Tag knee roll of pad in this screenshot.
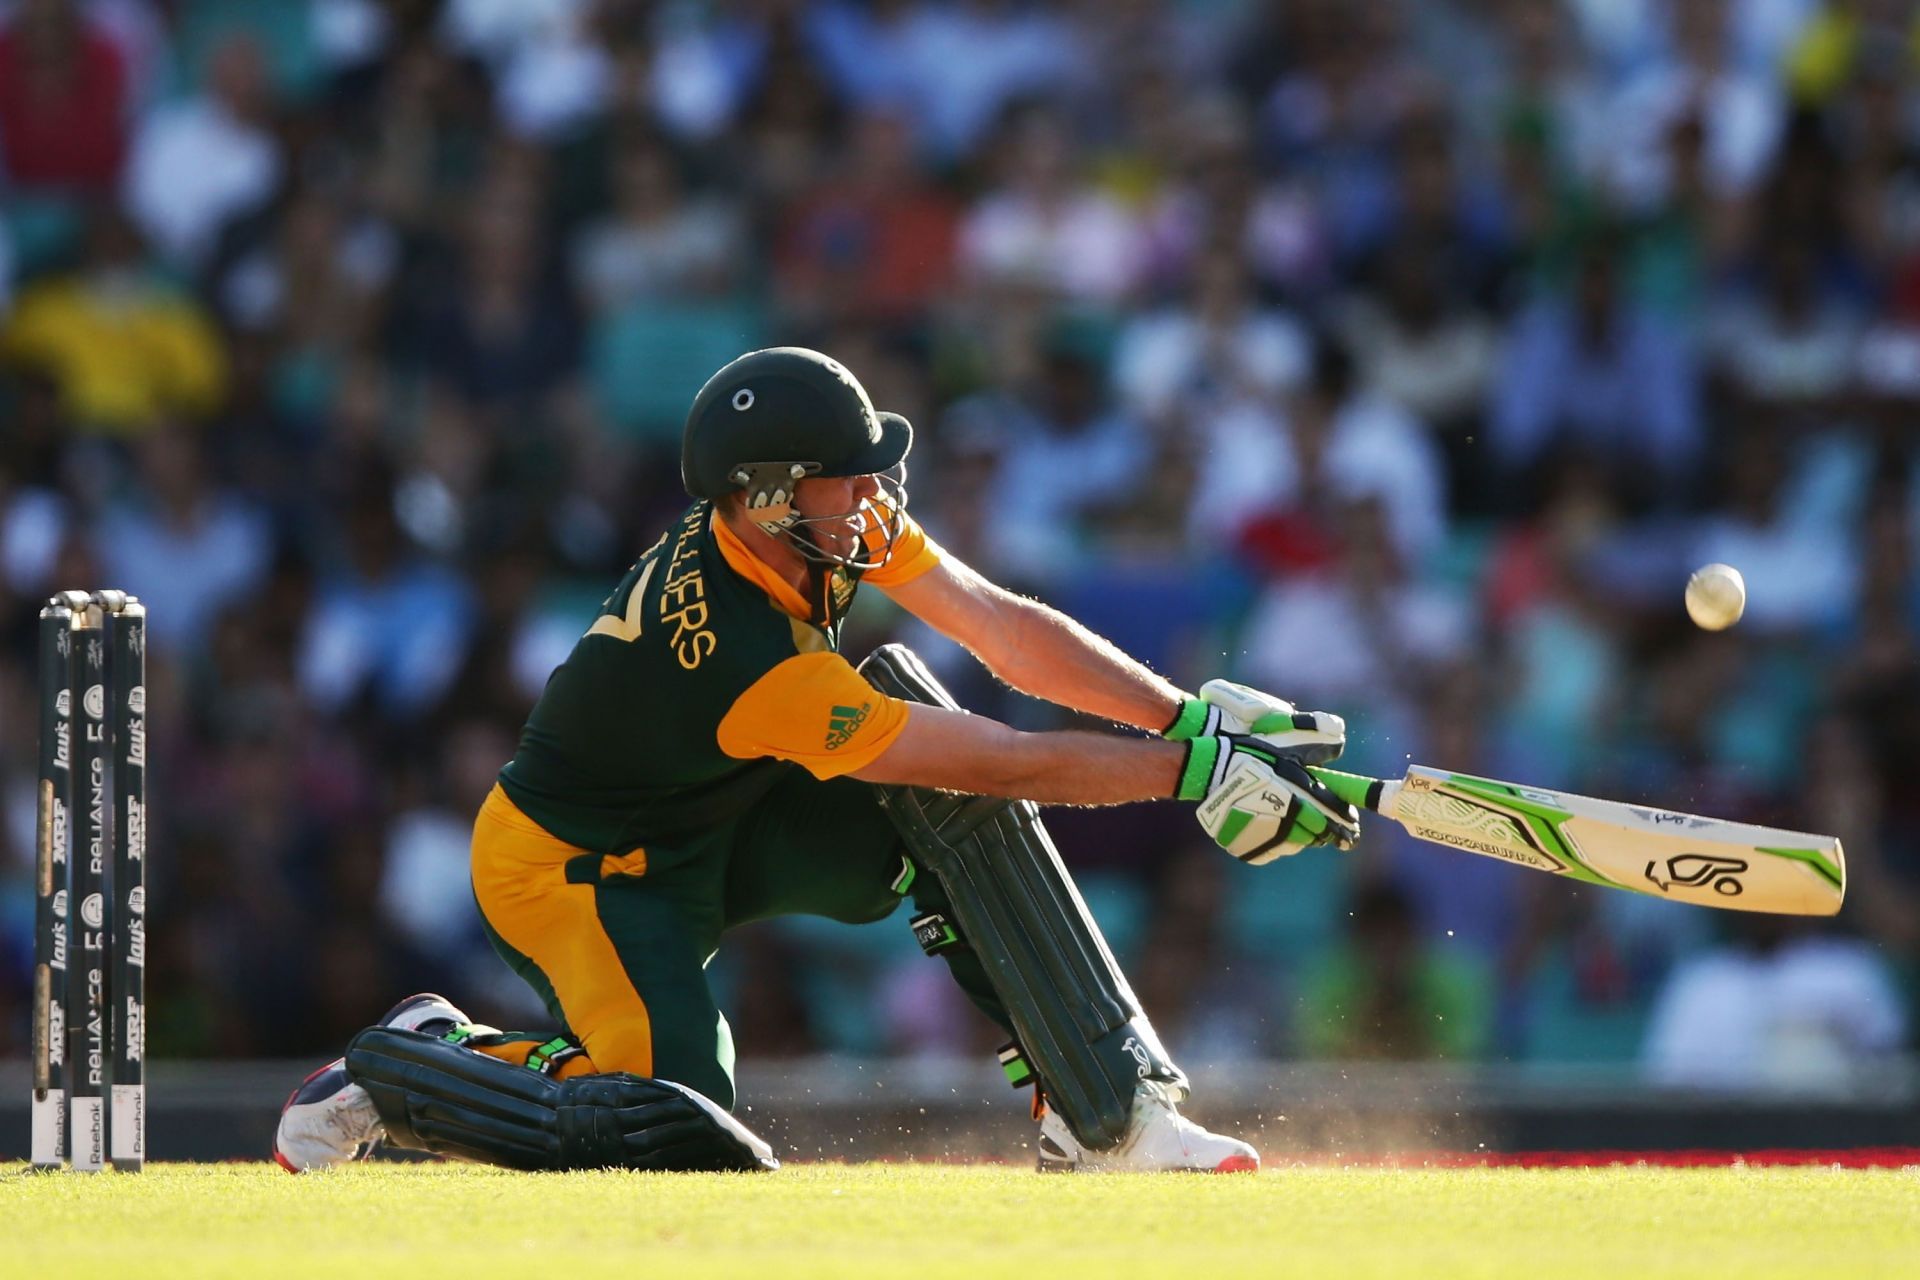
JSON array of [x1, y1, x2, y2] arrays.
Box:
[[345, 1027, 778, 1172]]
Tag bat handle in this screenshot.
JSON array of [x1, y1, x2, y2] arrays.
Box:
[[1307, 766, 1388, 814]]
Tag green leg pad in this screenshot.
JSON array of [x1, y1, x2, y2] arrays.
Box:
[[857, 644, 1186, 1150], [345, 1027, 777, 1172]]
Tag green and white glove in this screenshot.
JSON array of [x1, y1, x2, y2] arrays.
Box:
[[1176, 735, 1361, 865], [1164, 679, 1346, 766]]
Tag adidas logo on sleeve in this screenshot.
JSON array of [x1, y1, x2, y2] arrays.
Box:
[[824, 702, 871, 750]]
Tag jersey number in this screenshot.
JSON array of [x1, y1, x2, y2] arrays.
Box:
[[585, 537, 665, 644]]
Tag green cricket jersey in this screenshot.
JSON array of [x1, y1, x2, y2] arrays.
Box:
[[497, 500, 940, 855]]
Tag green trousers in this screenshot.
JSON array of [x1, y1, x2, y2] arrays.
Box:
[[476, 769, 1010, 1108]]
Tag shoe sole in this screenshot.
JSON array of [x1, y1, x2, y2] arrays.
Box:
[[1038, 1149, 1264, 1173]]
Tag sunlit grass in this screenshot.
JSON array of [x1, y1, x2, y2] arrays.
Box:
[[4, 1161, 1915, 1279]]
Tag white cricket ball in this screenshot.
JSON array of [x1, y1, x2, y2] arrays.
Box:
[[1685, 563, 1746, 631]]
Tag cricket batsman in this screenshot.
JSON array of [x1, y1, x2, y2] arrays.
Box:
[[275, 347, 1359, 1174]]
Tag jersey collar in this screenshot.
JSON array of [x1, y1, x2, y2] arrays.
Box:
[[710, 509, 812, 621]]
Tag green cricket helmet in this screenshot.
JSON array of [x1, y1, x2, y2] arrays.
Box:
[[681, 347, 913, 570]]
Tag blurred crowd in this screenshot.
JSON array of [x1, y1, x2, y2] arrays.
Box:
[[3, 0, 1919, 1093]]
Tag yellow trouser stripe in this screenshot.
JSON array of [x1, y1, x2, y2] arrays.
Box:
[[470, 785, 656, 1075]]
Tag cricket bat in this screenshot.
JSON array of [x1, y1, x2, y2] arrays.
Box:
[[1308, 765, 1845, 917]]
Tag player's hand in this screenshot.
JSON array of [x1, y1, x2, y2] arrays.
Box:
[[1164, 679, 1346, 765], [1176, 735, 1360, 865]]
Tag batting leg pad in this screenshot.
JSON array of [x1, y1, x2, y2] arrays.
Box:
[[858, 644, 1187, 1150], [345, 1027, 778, 1172]]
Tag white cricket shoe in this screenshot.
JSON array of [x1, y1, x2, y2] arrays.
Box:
[[1035, 1082, 1259, 1173], [273, 993, 468, 1173]]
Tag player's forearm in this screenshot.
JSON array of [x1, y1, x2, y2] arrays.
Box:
[[854, 704, 1184, 804], [975, 729, 1186, 805], [977, 593, 1185, 733]]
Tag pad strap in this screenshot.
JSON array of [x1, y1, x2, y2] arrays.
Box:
[[910, 912, 962, 955], [997, 1042, 1035, 1089], [524, 1036, 585, 1077]]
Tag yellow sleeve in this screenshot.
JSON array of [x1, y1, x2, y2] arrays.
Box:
[[863, 511, 943, 589], [716, 651, 912, 779]]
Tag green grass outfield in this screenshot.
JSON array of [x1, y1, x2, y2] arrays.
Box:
[[5, 1162, 1917, 1279]]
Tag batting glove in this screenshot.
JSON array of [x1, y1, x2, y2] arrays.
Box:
[[1176, 735, 1360, 865], [1164, 679, 1346, 765]]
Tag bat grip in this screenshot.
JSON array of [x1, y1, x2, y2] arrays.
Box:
[[1307, 766, 1385, 813]]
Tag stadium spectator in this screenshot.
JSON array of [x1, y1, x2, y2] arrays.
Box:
[[379, 715, 517, 964], [0, 369, 68, 595], [1258, 0, 1423, 272], [0, 207, 226, 432], [1642, 914, 1907, 1091], [0, 0, 1914, 1082], [959, 104, 1145, 306], [296, 478, 476, 722], [1140, 95, 1330, 299], [1603, 0, 1785, 208], [972, 326, 1151, 581], [123, 30, 282, 270], [0, 218, 12, 316], [774, 106, 961, 327], [93, 423, 273, 653], [1706, 232, 1865, 427], [570, 128, 746, 313], [813, 0, 1083, 163], [1490, 238, 1702, 506], [1195, 336, 1445, 566], [1689, 425, 1865, 634], [0, 0, 129, 193], [1379, 108, 1513, 304], [1237, 497, 1471, 732], [408, 166, 579, 421], [1334, 235, 1498, 508], [1112, 246, 1311, 432], [1298, 879, 1492, 1061]]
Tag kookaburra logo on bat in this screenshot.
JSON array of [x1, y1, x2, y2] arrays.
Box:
[[1646, 853, 1748, 896]]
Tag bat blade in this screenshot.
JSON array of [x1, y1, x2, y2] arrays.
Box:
[[1314, 766, 1846, 916]]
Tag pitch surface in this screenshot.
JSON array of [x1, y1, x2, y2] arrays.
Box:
[[4, 1162, 1914, 1278]]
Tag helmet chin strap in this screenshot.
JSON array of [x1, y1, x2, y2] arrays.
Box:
[[803, 556, 840, 629], [757, 515, 862, 631]]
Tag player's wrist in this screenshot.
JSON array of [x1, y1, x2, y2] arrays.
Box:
[[1163, 697, 1215, 742], [1175, 736, 1221, 801]]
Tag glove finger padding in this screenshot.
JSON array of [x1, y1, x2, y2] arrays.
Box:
[[1244, 708, 1347, 766], [1195, 679, 1290, 725], [1170, 679, 1347, 765], [1192, 739, 1361, 865]]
